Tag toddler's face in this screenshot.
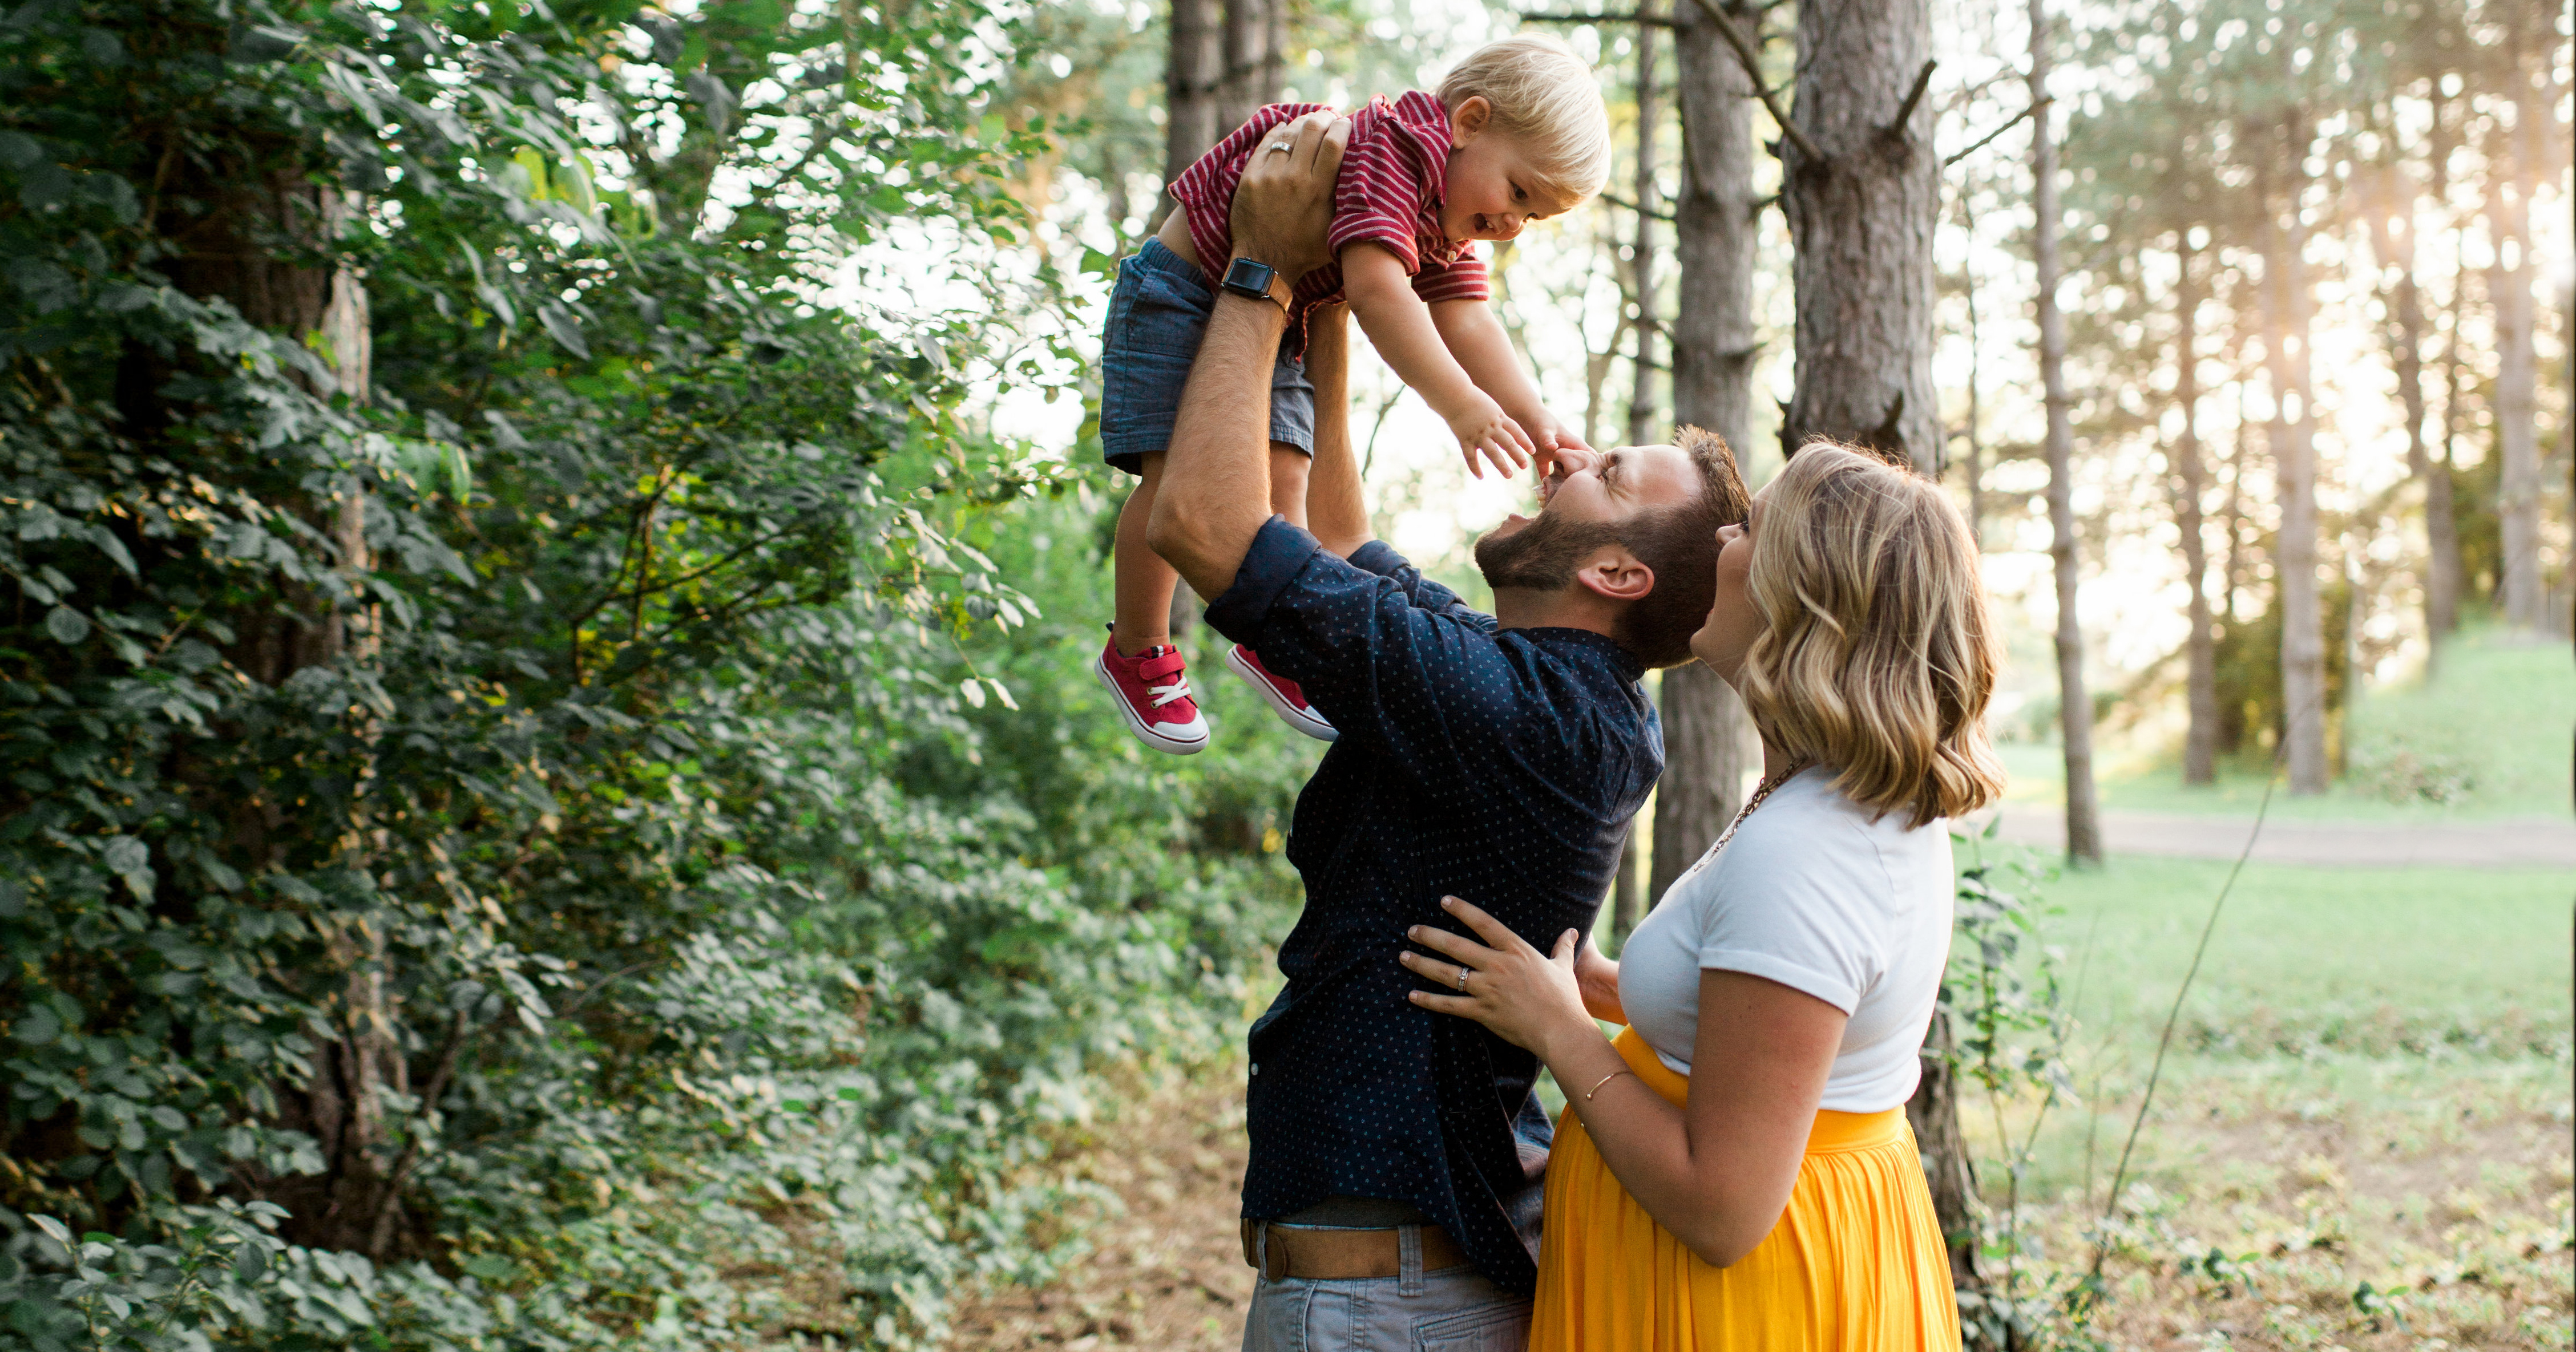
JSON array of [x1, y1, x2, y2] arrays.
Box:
[[1440, 111, 1585, 243]]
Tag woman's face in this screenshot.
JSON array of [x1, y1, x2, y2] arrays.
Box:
[[1689, 485, 1766, 684]]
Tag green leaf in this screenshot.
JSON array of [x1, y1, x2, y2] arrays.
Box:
[[42, 608, 88, 645], [14, 1006, 60, 1046]]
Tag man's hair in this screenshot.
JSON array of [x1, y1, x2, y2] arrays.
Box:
[[1604, 426, 1749, 667], [1739, 442, 2008, 828], [1436, 35, 1613, 203], [1471, 428, 1749, 669]]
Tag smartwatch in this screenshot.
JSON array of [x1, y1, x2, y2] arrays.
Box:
[[1221, 256, 1290, 310]]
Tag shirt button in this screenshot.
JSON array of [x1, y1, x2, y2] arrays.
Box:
[[1250, 1063, 1259, 1076]]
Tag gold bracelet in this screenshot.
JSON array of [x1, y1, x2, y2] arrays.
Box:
[[1584, 1068, 1632, 1102]]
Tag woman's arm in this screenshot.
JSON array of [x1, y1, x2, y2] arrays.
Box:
[[1341, 242, 1534, 477], [1403, 898, 1845, 1269]]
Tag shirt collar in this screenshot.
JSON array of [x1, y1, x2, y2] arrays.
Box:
[[1508, 626, 1648, 682]]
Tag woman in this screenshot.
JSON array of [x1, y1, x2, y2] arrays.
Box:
[[1399, 442, 2006, 1349]]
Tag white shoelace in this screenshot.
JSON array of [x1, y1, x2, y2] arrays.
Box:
[[1149, 674, 1193, 709]]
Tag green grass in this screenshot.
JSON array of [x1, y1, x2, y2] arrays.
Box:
[[1995, 851, 2573, 1060], [2002, 626, 2576, 821]]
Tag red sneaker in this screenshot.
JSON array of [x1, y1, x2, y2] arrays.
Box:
[[1225, 645, 1337, 742], [1094, 634, 1210, 755]]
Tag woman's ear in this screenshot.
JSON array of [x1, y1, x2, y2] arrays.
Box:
[[1449, 95, 1492, 144], [1573, 545, 1654, 604]]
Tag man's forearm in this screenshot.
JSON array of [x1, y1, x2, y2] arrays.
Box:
[[1303, 306, 1370, 557], [1144, 293, 1292, 602]]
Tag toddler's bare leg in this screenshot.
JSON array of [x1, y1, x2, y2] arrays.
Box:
[[1112, 452, 1181, 657], [1269, 444, 1311, 531]]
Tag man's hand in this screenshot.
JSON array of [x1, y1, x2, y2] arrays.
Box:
[[1229, 111, 1349, 282]]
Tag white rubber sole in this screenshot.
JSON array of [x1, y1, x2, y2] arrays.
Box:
[[1093, 653, 1209, 755], [1225, 646, 1338, 742]]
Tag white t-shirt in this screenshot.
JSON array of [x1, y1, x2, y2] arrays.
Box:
[[1615, 768, 1953, 1113]]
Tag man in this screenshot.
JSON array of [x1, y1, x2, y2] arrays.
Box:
[[1146, 112, 1751, 1347]]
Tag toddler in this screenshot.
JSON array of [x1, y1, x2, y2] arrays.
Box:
[[1094, 34, 1611, 754]]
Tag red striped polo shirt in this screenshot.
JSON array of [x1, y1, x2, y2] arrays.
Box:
[[1169, 92, 1491, 357]]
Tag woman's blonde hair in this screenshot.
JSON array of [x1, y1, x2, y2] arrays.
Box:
[[1437, 34, 1613, 202], [1739, 443, 2008, 829]]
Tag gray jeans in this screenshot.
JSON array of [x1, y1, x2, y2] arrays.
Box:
[[1239, 1226, 1531, 1352]]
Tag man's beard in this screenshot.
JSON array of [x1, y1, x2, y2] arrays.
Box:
[[1473, 509, 1622, 592]]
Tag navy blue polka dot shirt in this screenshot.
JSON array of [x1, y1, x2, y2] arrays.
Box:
[[1204, 517, 1664, 1297]]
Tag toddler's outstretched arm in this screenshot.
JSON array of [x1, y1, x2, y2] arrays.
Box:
[[1342, 242, 1534, 479], [1430, 298, 1588, 471]]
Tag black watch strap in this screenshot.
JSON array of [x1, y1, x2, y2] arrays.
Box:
[[1221, 256, 1289, 309]]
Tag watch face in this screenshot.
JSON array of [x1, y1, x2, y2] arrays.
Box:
[[1226, 258, 1275, 293]]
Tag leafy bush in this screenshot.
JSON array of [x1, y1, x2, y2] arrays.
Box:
[[0, 0, 1305, 1347]]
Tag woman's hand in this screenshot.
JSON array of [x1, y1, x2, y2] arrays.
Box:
[[1402, 896, 1595, 1058], [1573, 937, 1625, 1026]]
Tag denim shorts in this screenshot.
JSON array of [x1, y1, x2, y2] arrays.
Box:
[[1099, 237, 1315, 476]]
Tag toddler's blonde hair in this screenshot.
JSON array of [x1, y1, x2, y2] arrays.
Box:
[[1436, 34, 1613, 203]]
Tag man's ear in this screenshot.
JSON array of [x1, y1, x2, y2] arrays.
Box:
[[1449, 95, 1492, 144], [1572, 544, 1654, 605]]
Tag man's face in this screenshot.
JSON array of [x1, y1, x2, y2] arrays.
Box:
[[1472, 445, 1698, 589]]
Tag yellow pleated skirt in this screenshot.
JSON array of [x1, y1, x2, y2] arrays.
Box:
[[1529, 1028, 1961, 1351]]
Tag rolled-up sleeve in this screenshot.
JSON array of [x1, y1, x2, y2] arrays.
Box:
[[1205, 518, 1512, 761]]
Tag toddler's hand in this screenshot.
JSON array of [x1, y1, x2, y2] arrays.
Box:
[[1517, 408, 1590, 480], [1448, 395, 1536, 479]]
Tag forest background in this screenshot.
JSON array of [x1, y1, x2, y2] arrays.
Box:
[[0, 0, 2566, 1346]]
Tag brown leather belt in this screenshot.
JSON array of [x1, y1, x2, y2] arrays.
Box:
[[1238, 1219, 1471, 1281]]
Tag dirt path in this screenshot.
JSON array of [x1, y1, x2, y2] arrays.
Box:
[[1983, 805, 2576, 867], [947, 1072, 1255, 1350], [942, 1059, 2573, 1352]]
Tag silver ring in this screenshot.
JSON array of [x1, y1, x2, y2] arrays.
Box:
[[1265, 140, 1293, 155], [1455, 968, 1469, 993]]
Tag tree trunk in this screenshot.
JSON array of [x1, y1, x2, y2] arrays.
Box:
[[1905, 997, 1981, 1294], [1961, 246, 1986, 549], [1160, 0, 1224, 219], [1160, 0, 1227, 636], [1782, 0, 1974, 1296], [1626, 3, 1664, 450], [2418, 95, 2464, 649], [2174, 237, 2217, 787], [1653, 0, 1761, 907], [2259, 129, 2329, 796], [2029, 2, 2102, 863], [159, 162, 397, 1253], [2490, 30, 2543, 632], [1217, 0, 1282, 144], [2365, 167, 2444, 674], [1610, 823, 1646, 946], [1779, 0, 1939, 472]]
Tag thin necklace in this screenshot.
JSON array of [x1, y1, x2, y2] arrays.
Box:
[[1703, 759, 1808, 861]]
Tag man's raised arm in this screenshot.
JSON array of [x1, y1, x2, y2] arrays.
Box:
[[1144, 112, 1350, 601]]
